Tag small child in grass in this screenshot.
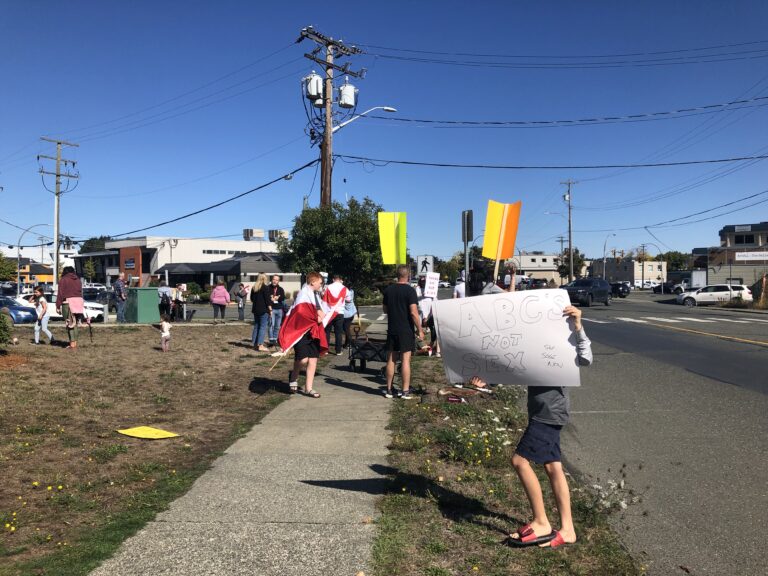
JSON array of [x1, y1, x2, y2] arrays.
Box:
[[160, 314, 172, 352], [506, 305, 592, 549]]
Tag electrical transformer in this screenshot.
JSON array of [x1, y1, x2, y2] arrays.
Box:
[[338, 77, 358, 109], [303, 71, 323, 100]]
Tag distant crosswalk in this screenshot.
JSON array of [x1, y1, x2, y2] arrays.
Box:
[[604, 315, 765, 327]]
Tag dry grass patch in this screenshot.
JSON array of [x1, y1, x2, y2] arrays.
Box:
[[0, 323, 287, 575]]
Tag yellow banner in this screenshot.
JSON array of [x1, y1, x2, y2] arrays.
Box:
[[482, 200, 521, 260], [378, 212, 407, 264]]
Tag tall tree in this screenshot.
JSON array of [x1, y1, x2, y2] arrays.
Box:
[[277, 198, 386, 290], [79, 236, 112, 254], [83, 258, 97, 282], [557, 247, 586, 279], [655, 250, 691, 271], [0, 253, 17, 281]]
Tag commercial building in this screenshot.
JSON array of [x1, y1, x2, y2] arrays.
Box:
[[592, 258, 667, 286], [505, 252, 591, 284], [692, 222, 768, 286]]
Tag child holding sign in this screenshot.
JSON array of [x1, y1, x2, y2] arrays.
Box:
[[506, 305, 592, 549]]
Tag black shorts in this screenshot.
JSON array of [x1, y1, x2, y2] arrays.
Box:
[[386, 331, 415, 354], [515, 419, 562, 464], [294, 332, 320, 361]]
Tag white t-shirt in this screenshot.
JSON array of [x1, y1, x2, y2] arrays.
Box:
[[453, 282, 465, 299], [36, 296, 50, 317], [161, 321, 172, 338]]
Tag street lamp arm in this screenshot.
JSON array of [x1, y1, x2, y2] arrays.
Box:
[[17, 223, 51, 296], [332, 106, 397, 133]]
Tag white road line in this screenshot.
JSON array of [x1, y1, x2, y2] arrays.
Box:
[[615, 317, 649, 324], [642, 317, 682, 323], [747, 317, 768, 323], [582, 318, 611, 324], [673, 317, 716, 323], [376, 314, 387, 321], [705, 317, 749, 324]]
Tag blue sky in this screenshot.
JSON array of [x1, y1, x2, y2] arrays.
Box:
[[1, 1, 766, 261]]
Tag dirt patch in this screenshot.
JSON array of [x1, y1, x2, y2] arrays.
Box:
[[0, 323, 287, 572], [0, 352, 27, 370]]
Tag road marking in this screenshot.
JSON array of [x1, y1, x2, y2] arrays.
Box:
[[704, 317, 749, 324], [572, 409, 674, 414], [376, 314, 387, 321], [745, 317, 768, 323], [582, 318, 611, 324], [640, 322, 768, 348], [673, 317, 716, 323], [615, 317, 648, 323], [642, 317, 682, 323]]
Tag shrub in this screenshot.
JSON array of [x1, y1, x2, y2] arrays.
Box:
[[0, 313, 10, 350]]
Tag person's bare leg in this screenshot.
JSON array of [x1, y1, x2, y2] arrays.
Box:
[[400, 351, 412, 392], [385, 351, 397, 393], [540, 461, 576, 546], [304, 357, 318, 392], [511, 453, 552, 538], [290, 357, 308, 383]]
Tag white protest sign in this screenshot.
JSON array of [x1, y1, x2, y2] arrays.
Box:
[[423, 272, 440, 298], [432, 289, 580, 387]]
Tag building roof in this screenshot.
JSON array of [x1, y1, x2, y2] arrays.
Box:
[[155, 261, 241, 275], [72, 250, 119, 258], [718, 222, 768, 235]]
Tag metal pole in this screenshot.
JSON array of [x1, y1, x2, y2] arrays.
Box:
[[53, 142, 61, 291], [641, 244, 646, 289]]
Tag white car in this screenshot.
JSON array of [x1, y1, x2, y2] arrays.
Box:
[[18, 293, 105, 321], [438, 281, 452, 288], [676, 284, 753, 307]]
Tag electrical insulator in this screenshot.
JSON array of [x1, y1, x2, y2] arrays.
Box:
[[338, 76, 358, 109], [303, 71, 323, 101], [313, 98, 324, 108]]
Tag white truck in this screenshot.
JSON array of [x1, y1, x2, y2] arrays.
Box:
[[672, 270, 707, 294]]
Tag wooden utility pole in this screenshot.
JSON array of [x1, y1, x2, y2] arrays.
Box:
[[39, 137, 79, 289], [561, 180, 576, 282], [298, 26, 364, 207], [321, 45, 334, 207]]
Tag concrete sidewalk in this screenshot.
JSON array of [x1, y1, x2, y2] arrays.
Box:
[[91, 346, 392, 575]]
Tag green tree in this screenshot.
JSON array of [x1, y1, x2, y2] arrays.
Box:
[[655, 250, 691, 271], [0, 253, 16, 281], [83, 258, 97, 282], [557, 247, 586, 279], [79, 236, 112, 254], [277, 197, 386, 290]]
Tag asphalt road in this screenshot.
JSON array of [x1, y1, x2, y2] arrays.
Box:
[[564, 292, 767, 576]]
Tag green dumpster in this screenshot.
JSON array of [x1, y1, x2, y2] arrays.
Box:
[[125, 288, 160, 324]]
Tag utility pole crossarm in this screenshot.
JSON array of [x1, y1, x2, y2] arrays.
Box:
[[40, 136, 79, 147], [39, 169, 79, 178]]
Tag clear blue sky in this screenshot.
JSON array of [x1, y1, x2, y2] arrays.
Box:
[[2, 1, 766, 261]]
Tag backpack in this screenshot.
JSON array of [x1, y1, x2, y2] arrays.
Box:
[[160, 291, 171, 306]]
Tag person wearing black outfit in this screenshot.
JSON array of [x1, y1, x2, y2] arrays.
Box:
[[267, 275, 286, 347], [250, 274, 272, 352]]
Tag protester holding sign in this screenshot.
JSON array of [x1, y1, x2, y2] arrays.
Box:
[[506, 305, 592, 550]]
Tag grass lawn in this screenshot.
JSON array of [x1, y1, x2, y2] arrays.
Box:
[[0, 323, 288, 576], [372, 355, 641, 576]]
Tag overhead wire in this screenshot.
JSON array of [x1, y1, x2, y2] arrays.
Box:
[[105, 159, 319, 239], [335, 153, 768, 170]]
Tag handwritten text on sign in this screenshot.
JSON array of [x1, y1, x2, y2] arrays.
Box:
[[432, 289, 580, 387]]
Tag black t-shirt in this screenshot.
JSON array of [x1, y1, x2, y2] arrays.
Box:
[[383, 283, 418, 335]]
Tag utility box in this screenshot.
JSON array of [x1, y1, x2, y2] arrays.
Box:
[[125, 287, 160, 324]]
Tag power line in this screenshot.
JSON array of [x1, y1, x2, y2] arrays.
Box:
[[335, 153, 768, 171], [356, 39, 768, 60], [367, 95, 768, 128], [106, 159, 319, 239]]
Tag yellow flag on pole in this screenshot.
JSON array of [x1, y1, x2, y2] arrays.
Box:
[[482, 200, 521, 260], [378, 212, 407, 264]]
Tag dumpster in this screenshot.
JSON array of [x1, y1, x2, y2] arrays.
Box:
[[125, 287, 160, 324]]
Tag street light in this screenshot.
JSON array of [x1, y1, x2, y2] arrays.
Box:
[[331, 106, 397, 133], [16, 224, 51, 296], [643, 242, 665, 293], [602, 233, 616, 280]]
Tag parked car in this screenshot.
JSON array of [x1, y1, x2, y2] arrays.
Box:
[[82, 287, 117, 312], [438, 281, 452, 288], [0, 296, 37, 325], [561, 278, 611, 306], [610, 282, 630, 298], [19, 292, 105, 321], [652, 281, 676, 294], [676, 284, 753, 307], [529, 278, 550, 289]]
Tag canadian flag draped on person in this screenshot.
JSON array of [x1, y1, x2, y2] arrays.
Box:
[[278, 275, 330, 355], [322, 274, 348, 323]]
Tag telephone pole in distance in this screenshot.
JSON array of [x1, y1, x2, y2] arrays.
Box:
[[39, 137, 79, 289], [561, 179, 576, 282]]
